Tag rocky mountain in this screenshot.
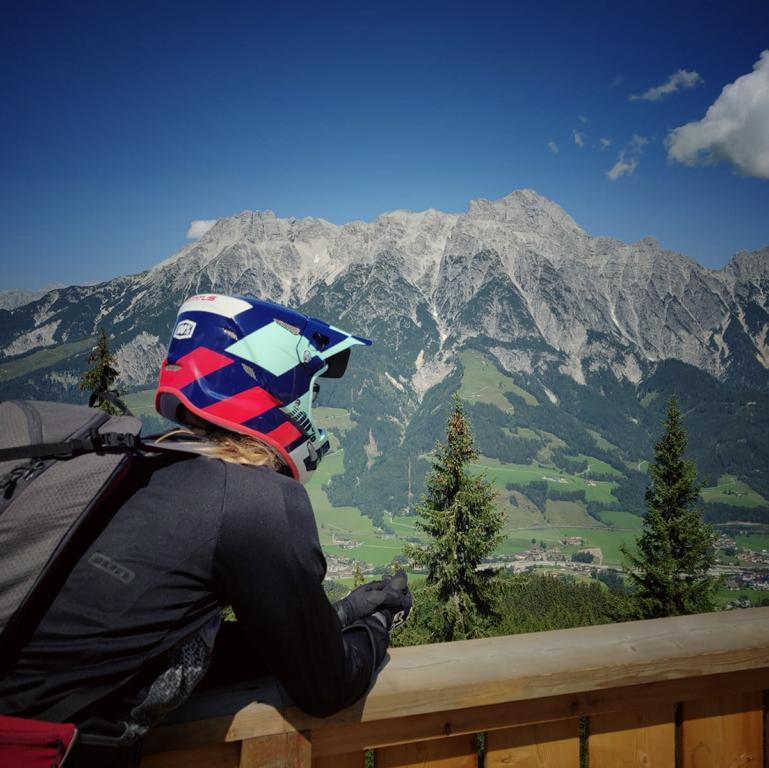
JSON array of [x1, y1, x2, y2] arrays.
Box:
[[1, 190, 768, 518], [0, 285, 64, 312]]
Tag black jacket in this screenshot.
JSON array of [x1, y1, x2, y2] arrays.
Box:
[[0, 452, 385, 725]]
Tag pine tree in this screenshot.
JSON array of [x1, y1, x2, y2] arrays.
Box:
[[622, 396, 718, 618], [405, 395, 504, 641], [80, 328, 121, 415]]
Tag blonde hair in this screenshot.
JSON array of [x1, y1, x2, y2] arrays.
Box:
[[204, 432, 284, 470], [156, 428, 285, 471]]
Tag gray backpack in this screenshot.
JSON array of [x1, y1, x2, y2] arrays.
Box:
[[0, 400, 143, 676]]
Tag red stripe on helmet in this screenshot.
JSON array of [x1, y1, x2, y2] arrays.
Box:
[[159, 348, 234, 389], [202, 386, 282, 423], [266, 420, 304, 448]]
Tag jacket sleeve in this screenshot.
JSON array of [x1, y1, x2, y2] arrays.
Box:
[[212, 465, 387, 718]]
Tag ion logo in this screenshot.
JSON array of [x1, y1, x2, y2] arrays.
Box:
[[89, 552, 135, 584], [173, 319, 197, 340]]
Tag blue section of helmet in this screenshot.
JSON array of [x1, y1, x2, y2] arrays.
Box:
[[238, 299, 309, 336], [240, 407, 294, 435], [182, 352, 314, 407]]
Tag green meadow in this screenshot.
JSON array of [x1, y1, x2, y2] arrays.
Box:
[[122, 389, 160, 420], [0, 337, 94, 382], [587, 429, 619, 453], [735, 534, 769, 551], [492, 524, 638, 566], [596, 510, 643, 529], [566, 453, 624, 477], [701, 474, 768, 508], [458, 350, 538, 411], [470, 455, 620, 505]]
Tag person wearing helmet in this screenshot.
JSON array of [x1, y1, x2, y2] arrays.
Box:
[[0, 294, 412, 766]]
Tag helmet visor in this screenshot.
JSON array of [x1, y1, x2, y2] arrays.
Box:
[[320, 348, 351, 379]]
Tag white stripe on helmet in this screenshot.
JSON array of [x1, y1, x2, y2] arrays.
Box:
[[178, 294, 252, 319]]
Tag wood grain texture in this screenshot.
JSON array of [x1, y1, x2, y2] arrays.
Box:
[[239, 732, 311, 768], [142, 609, 769, 761], [140, 743, 240, 768], [377, 734, 477, 767], [486, 718, 579, 767], [148, 608, 769, 750], [312, 752, 364, 768], [589, 706, 675, 767], [681, 692, 763, 768], [309, 668, 769, 757]]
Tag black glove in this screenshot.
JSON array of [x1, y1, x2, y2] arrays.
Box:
[[376, 569, 413, 630], [334, 569, 412, 629]]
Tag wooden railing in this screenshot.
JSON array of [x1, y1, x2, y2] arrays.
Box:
[[141, 607, 769, 767]]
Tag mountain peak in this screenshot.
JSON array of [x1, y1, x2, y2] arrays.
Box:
[[724, 247, 769, 279], [466, 189, 584, 237]]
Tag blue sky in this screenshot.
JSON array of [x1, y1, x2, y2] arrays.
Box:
[[2, 0, 768, 290]]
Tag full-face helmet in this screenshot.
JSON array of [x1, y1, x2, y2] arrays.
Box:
[[155, 294, 371, 483]]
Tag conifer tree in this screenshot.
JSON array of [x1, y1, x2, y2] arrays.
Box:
[[80, 328, 121, 415], [622, 396, 717, 618], [405, 395, 504, 641]]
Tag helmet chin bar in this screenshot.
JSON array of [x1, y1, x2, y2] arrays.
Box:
[[287, 431, 330, 484], [304, 437, 330, 472]]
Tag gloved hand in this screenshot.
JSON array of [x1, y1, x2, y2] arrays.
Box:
[[334, 569, 412, 630]]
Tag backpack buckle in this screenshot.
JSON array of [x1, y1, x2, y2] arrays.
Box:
[[99, 432, 138, 450]]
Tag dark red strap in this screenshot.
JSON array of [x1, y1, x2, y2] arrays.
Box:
[[0, 715, 78, 767]]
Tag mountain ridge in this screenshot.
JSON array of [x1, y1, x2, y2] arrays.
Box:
[[2, 188, 768, 524], [2, 190, 767, 395]]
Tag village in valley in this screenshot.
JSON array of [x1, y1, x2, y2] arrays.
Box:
[[323, 524, 769, 610]]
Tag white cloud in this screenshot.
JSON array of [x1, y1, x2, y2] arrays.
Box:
[[187, 219, 217, 240], [666, 50, 769, 180], [630, 69, 703, 102], [578, 114, 588, 124], [612, 75, 624, 88], [600, 138, 612, 150], [607, 135, 649, 181], [547, 141, 559, 154], [573, 130, 586, 148]]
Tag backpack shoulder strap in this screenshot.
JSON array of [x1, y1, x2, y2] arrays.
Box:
[[0, 430, 140, 464]]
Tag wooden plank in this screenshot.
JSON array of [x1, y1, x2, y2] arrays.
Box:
[[312, 753, 364, 768], [681, 692, 763, 768], [337, 609, 769, 726], [377, 734, 477, 767], [486, 719, 579, 767], [589, 706, 675, 767], [144, 608, 769, 757], [765, 691, 769, 768], [239, 731, 311, 768], [140, 743, 240, 768], [310, 668, 769, 757], [135, 610, 769, 767]]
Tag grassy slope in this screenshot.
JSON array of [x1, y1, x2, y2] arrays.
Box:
[[471, 456, 620, 505], [545, 499, 599, 527], [567, 453, 624, 477], [122, 389, 159, 420], [308, 408, 405, 566], [701, 474, 769, 508], [458, 350, 538, 411], [0, 338, 93, 382]]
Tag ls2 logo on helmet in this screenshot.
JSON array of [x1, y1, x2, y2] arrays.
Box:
[[173, 319, 197, 340]]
